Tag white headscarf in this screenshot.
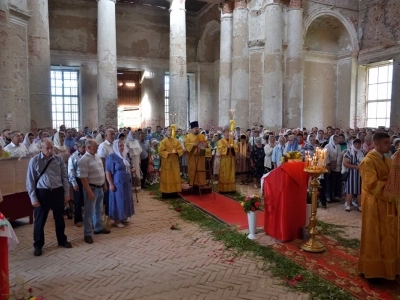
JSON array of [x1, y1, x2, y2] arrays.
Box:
[[350, 140, 364, 163], [23, 132, 33, 148], [126, 131, 142, 156], [113, 140, 130, 172], [53, 131, 67, 151]]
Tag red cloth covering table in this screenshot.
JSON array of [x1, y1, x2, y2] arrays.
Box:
[[263, 162, 309, 241], [0, 212, 19, 300]]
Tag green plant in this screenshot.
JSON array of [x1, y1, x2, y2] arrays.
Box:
[[281, 151, 302, 164]]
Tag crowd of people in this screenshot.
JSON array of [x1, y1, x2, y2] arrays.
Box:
[[1, 122, 400, 279]]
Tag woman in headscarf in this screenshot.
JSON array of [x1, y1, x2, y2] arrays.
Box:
[[250, 137, 265, 189], [105, 139, 135, 228], [125, 130, 142, 191], [324, 135, 341, 202], [53, 131, 70, 164], [236, 134, 251, 185], [362, 134, 374, 154], [343, 138, 365, 212], [263, 134, 275, 173], [23, 132, 39, 155]]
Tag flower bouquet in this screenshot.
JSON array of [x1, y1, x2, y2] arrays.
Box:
[[240, 194, 262, 213], [281, 151, 302, 164]]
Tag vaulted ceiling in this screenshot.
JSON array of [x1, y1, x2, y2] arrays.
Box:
[[116, 0, 211, 13]]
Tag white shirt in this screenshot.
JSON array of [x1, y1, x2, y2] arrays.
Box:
[[97, 140, 114, 159], [0, 137, 5, 148], [4, 142, 29, 158]]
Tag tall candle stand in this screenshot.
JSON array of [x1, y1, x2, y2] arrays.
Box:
[[302, 149, 327, 253]]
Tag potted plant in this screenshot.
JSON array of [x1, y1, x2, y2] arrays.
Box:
[[240, 194, 262, 239]]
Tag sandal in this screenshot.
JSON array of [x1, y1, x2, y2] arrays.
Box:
[[239, 181, 244, 185]]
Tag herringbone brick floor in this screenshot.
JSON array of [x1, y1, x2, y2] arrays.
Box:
[[8, 191, 309, 300]]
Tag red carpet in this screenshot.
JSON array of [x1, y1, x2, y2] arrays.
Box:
[[272, 236, 400, 299], [180, 192, 264, 230]]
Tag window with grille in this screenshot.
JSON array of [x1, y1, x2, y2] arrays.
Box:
[[51, 69, 80, 129], [164, 74, 170, 127], [366, 62, 393, 128]]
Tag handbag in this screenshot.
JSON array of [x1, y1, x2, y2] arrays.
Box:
[[341, 171, 349, 182], [101, 214, 112, 230]]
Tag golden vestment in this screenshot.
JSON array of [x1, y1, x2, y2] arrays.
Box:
[[184, 133, 208, 186], [358, 151, 400, 279], [159, 137, 183, 194], [217, 138, 238, 193]]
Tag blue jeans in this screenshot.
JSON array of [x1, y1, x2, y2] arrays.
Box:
[[83, 187, 104, 236]]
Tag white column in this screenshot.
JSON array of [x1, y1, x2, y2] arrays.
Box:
[[284, 1, 303, 128], [28, 0, 52, 129], [169, 0, 188, 129], [231, 0, 249, 129], [390, 58, 400, 130], [218, 0, 234, 127], [262, 2, 283, 130], [97, 0, 118, 127]]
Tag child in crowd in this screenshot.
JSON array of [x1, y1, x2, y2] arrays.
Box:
[[147, 139, 160, 185]]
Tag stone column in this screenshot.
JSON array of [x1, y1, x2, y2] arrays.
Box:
[[284, 0, 303, 128], [28, 0, 52, 130], [169, 0, 188, 129], [218, 0, 234, 127], [97, 0, 118, 127], [390, 58, 400, 130], [262, 1, 283, 130], [230, 0, 249, 129]]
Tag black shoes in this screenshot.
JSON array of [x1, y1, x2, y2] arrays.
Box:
[[94, 228, 111, 235], [33, 248, 42, 256], [84, 236, 93, 244], [58, 241, 73, 248]]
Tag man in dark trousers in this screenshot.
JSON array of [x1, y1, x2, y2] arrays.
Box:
[[26, 138, 72, 256], [139, 132, 150, 188]]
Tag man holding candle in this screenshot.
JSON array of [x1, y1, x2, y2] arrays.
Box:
[[158, 127, 183, 199], [217, 128, 239, 193], [184, 121, 209, 187]]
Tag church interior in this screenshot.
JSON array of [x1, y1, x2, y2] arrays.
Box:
[[1, 0, 400, 299]]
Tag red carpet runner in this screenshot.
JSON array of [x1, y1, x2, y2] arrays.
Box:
[[180, 192, 264, 230], [272, 236, 400, 300]]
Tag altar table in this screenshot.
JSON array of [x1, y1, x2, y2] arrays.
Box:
[[263, 162, 308, 241]]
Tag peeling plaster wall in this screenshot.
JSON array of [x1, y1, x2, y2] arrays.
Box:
[[359, 0, 400, 54], [303, 61, 337, 129], [0, 2, 30, 133], [336, 57, 353, 128]]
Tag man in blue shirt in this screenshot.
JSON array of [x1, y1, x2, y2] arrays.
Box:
[[64, 129, 75, 153]]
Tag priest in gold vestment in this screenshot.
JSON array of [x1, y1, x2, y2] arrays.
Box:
[[159, 127, 183, 199], [184, 121, 209, 186], [358, 132, 400, 280], [217, 129, 238, 193]]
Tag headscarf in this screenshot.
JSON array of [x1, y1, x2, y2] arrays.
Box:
[[126, 132, 142, 156], [349, 140, 364, 163], [392, 138, 400, 147], [53, 131, 67, 151], [113, 140, 130, 172], [285, 136, 298, 152], [23, 132, 33, 148]]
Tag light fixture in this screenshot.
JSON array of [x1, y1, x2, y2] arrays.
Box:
[[118, 82, 123, 87], [126, 82, 136, 88]]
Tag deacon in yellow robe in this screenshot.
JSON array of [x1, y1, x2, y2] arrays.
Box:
[[358, 132, 400, 280], [184, 122, 209, 186], [159, 127, 183, 198], [217, 129, 239, 193]]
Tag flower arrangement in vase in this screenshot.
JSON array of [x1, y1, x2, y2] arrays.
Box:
[[240, 194, 262, 213], [281, 151, 302, 164]]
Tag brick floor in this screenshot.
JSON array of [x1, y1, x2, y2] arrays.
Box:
[[8, 189, 310, 300]]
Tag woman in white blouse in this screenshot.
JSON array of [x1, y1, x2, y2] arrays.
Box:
[[264, 134, 275, 172], [125, 131, 142, 191]]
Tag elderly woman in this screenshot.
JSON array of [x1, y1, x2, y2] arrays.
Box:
[[264, 134, 275, 173], [23, 132, 39, 155], [362, 134, 374, 154], [236, 134, 251, 185], [53, 131, 70, 164], [250, 137, 265, 189], [125, 131, 142, 191], [105, 139, 135, 228], [343, 138, 364, 212]]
